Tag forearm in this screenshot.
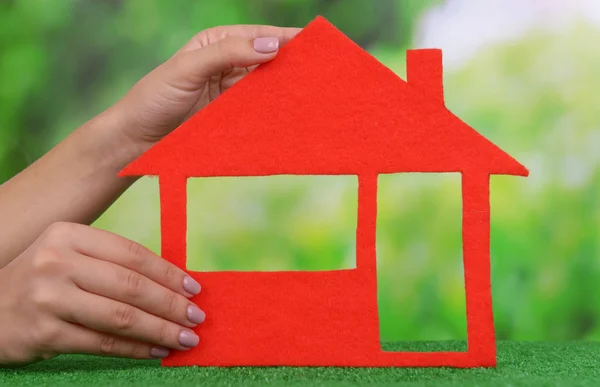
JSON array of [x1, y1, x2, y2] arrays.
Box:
[[0, 107, 144, 267]]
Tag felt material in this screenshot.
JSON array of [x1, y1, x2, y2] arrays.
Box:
[[118, 15, 529, 368], [159, 174, 187, 269], [5, 342, 600, 386], [407, 49, 444, 103], [119, 17, 528, 178], [461, 172, 495, 365]]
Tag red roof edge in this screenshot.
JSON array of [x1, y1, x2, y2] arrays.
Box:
[[118, 157, 146, 177], [481, 132, 529, 177], [499, 154, 529, 177], [117, 127, 180, 178]]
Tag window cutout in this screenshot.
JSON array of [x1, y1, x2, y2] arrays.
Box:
[[186, 175, 357, 272], [376, 173, 467, 352]]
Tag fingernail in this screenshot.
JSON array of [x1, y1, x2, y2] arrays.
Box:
[[151, 347, 169, 358], [179, 330, 200, 348], [183, 276, 201, 295], [253, 37, 279, 53], [187, 305, 206, 324]]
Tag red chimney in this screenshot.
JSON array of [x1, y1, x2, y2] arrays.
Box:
[[406, 49, 444, 103]]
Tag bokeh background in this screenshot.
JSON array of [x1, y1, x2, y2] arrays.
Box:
[[1, 0, 599, 345]]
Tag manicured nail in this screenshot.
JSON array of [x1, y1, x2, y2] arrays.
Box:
[[187, 305, 206, 324], [179, 330, 200, 348], [183, 276, 201, 295], [150, 347, 169, 358], [253, 37, 279, 53]]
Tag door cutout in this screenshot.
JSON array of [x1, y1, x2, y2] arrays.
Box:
[[376, 173, 467, 352]]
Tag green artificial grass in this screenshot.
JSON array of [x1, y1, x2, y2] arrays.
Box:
[[1, 341, 599, 386]]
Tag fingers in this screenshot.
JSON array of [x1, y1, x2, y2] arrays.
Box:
[[57, 322, 169, 359], [252, 25, 302, 44], [167, 25, 302, 88], [69, 252, 205, 328], [61, 289, 199, 351], [168, 35, 280, 89], [59, 223, 200, 299], [178, 25, 302, 52]]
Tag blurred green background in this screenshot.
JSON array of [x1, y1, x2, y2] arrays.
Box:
[[1, 0, 598, 344]]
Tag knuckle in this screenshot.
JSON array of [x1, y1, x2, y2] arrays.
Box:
[[192, 30, 211, 48], [31, 286, 59, 310], [164, 263, 178, 284], [99, 335, 118, 355], [126, 240, 146, 264], [114, 305, 137, 331], [125, 240, 151, 271], [217, 38, 238, 66], [164, 291, 180, 317], [157, 321, 170, 344], [42, 222, 75, 246], [121, 270, 144, 298], [127, 240, 144, 258], [31, 248, 63, 274]]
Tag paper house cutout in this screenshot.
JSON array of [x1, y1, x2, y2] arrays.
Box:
[[120, 16, 528, 368]]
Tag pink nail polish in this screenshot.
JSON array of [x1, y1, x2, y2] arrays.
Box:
[[183, 276, 201, 295], [187, 305, 206, 324], [151, 347, 169, 358], [179, 330, 200, 348], [253, 37, 279, 53]]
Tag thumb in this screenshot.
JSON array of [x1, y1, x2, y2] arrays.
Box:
[[168, 36, 281, 87]]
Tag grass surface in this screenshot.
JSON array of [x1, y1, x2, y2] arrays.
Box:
[[1, 341, 598, 386]]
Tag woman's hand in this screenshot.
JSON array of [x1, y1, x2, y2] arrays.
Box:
[[115, 25, 301, 150], [0, 222, 204, 366]]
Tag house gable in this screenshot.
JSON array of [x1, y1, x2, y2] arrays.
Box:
[[120, 16, 527, 178]]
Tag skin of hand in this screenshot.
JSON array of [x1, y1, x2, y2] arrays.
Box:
[[0, 222, 204, 366], [0, 25, 300, 365]]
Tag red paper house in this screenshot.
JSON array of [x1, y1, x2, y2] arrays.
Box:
[[120, 16, 528, 368]]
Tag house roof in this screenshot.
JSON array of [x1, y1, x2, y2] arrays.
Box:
[[119, 16, 528, 178]]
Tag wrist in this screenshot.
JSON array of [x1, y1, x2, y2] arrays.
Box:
[[83, 105, 149, 177]]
